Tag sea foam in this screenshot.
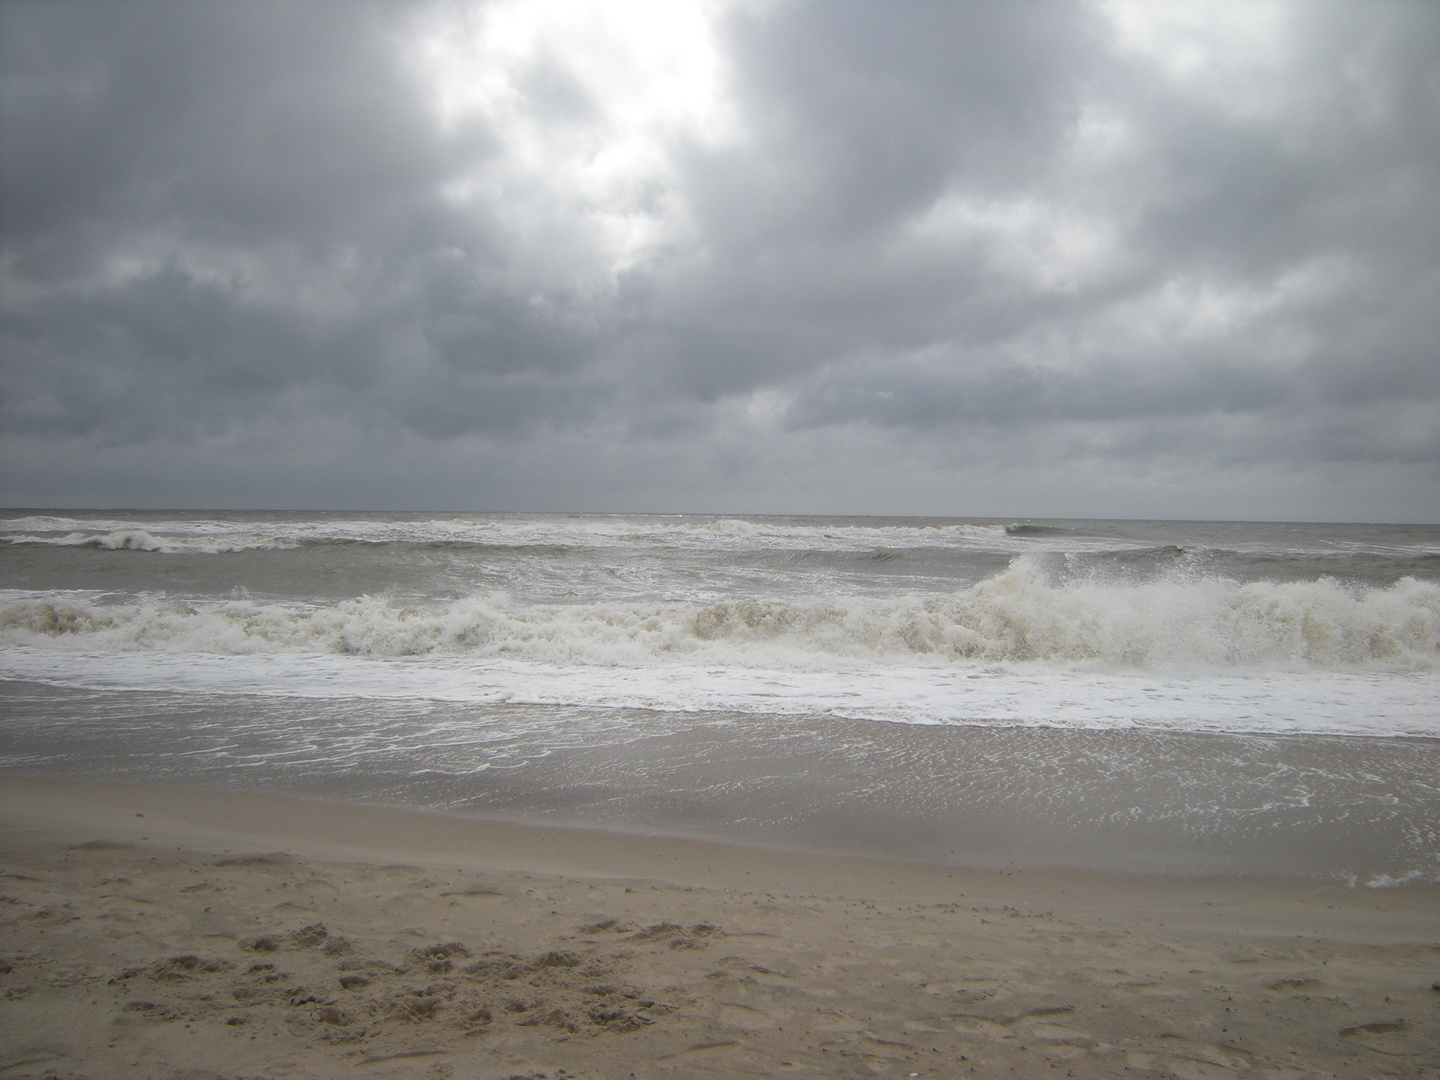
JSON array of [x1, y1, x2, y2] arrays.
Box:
[[1, 513, 1011, 553], [3, 561, 1435, 672]]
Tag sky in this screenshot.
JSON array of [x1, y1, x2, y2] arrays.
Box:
[[1, 0, 1437, 520]]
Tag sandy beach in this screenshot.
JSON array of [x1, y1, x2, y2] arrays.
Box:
[[0, 777, 1436, 1079]]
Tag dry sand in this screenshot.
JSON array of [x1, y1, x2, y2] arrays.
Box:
[[1, 775, 1436, 1079]]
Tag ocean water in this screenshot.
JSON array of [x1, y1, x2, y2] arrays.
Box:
[[1, 511, 1437, 881]]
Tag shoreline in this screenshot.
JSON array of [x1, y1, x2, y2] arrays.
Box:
[[6, 679, 1439, 883], [2, 772, 1437, 896], [2, 776, 1437, 1078]]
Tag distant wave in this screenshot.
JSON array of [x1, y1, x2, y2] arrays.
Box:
[[4, 564, 1436, 672], [0, 530, 585, 557], [0, 515, 1013, 555], [1005, 523, 1068, 537], [1, 530, 302, 554]]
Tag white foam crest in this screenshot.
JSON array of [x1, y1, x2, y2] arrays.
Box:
[[2, 564, 1436, 672], [670, 518, 1011, 548], [939, 562, 1440, 669], [3, 530, 303, 554], [2, 518, 306, 553], [2, 646, 1436, 738], [1, 515, 93, 532], [0, 513, 1019, 554]]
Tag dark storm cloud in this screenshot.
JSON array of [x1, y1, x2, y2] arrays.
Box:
[[665, 0, 1438, 504], [2, 1, 456, 267], [692, 1, 1093, 243], [1, 0, 1437, 516], [0, 0, 607, 449]]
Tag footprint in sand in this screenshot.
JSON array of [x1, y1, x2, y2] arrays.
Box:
[[1339, 1018, 1428, 1057], [0, 1043, 69, 1073], [1146, 1035, 1259, 1080], [949, 1005, 1085, 1045], [1029, 1021, 1096, 1048], [627, 922, 722, 950], [1167, 1061, 1237, 1080], [1266, 976, 1323, 994], [212, 853, 293, 867], [716, 1001, 780, 1031], [814, 1010, 866, 1033]]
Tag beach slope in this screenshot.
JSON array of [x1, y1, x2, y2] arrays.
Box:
[[1, 776, 1436, 1078]]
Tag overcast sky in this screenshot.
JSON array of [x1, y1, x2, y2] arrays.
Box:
[[2, 0, 1437, 520]]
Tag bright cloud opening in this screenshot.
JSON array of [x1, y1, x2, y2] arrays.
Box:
[[406, 0, 746, 277]]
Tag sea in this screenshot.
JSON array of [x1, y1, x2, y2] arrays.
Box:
[[1, 511, 1437, 884]]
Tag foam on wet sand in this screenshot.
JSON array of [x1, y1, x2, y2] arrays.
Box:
[[1, 776, 1436, 1078]]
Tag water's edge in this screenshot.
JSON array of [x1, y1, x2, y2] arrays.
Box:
[[3, 680, 1435, 885]]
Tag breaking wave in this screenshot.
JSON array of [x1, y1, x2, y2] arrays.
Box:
[[1, 529, 301, 554], [0, 514, 1014, 556], [3, 564, 1436, 672]]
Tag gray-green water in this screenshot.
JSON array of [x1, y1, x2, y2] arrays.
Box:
[[2, 511, 1437, 880]]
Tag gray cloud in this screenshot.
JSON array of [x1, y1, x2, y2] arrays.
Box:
[[1, 0, 1437, 518]]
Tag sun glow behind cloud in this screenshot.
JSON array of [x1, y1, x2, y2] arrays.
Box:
[[406, 0, 747, 278], [1098, 0, 1291, 119]]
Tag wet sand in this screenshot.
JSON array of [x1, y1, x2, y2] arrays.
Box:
[[1, 775, 1437, 1078], [6, 683, 1439, 883]]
